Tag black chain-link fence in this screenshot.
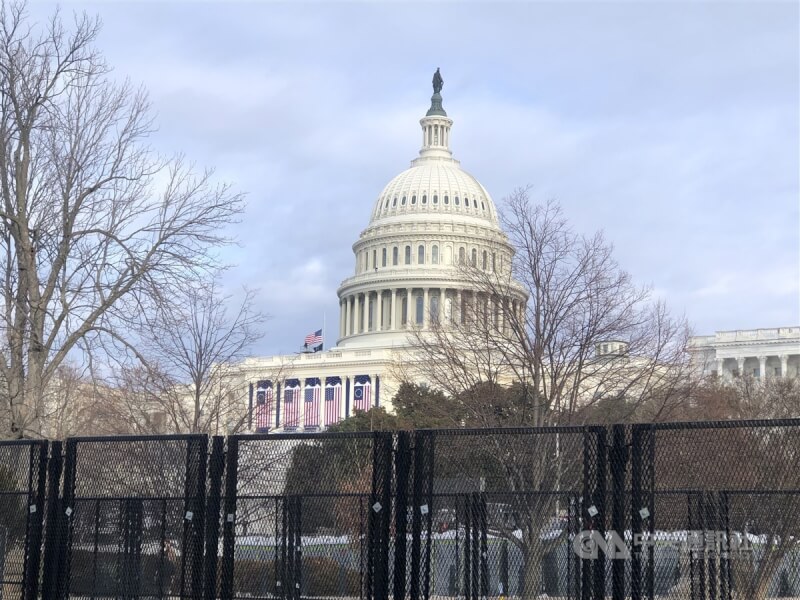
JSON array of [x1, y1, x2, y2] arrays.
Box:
[[2, 419, 799, 599]]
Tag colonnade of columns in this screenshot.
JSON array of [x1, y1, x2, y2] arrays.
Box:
[[716, 354, 798, 379], [339, 287, 525, 339]]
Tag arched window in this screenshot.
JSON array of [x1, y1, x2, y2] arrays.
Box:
[[392, 197, 397, 207], [471, 248, 477, 267], [392, 247, 398, 266], [384, 197, 390, 209], [405, 245, 411, 265], [401, 296, 408, 325], [444, 195, 449, 205], [415, 295, 424, 325], [422, 194, 427, 204], [368, 297, 374, 330], [382, 248, 387, 267], [401, 196, 407, 205], [492, 252, 496, 272], [411, 195, 417, 204], [482, 250, 487, 270], [481, 201, 486, 210], [454, 196, 460, 206], [458, 247, 466, 265], [418, 245, 425, 264], [373, 250, 377, 270], [465, 197, 470, 207], [364, 252, 369, 271], [432, 245, 439, 265], [431, 295, 440, 324], [433, 194, 438, 204]]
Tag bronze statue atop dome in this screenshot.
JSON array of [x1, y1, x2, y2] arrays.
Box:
[[432, 68, 443, 94]]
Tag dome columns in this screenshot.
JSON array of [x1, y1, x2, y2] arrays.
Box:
[[336, 285, 526, 344]]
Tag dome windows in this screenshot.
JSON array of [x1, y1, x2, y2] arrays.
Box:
[[432, 245, 439, 265], [465, 197, 470, 207], [444, 195, 449, 205], [411, 195, 417, 205], [422, 194, 427, 204], [382, 248, 387, 267], [384, 197, 390, 209], [433, 194, 438, 204], [401, 196, 407, 206], [392, 197, 397, 207], [454, 196, 460, 206], [392, 247, 399, 266], [418, 245, 425, 264], [481, 201, 486, 210], [482, 250, 488, 270], [404, 245, 411, 265]]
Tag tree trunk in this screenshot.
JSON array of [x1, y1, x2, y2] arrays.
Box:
[[520, 540, 543, 600]]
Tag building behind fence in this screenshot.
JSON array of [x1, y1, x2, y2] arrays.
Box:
[[1, 420, 799, 599]]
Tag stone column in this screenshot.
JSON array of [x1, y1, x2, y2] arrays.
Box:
[[376, 290, 383, 332], [406, 288, 413, 328], [759, 356, 767, 379], [456, 289, 462, 325], [390, 289, 397, 330], [339, 300, 345, 338], [780, 354, 789, 377], [716, 358, 725, 378], [423, 288, 430, 328], [362, 292, 369, 333], [736, 357, 745, 378], [345, 296, 352, 337]]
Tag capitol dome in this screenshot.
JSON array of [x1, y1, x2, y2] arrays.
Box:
[[335, 75, 527, 349]]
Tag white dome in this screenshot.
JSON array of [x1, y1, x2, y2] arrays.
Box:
[[370, 163, 499, 226]]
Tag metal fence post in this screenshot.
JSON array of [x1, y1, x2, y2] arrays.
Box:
[[204, 436, 225, 600], [394, 432, 411, 600], [22, 441, 47, 600], [611, 424, 627, 600], [219, 436, 239, 600], [40, 440, 63, 600], [631, 426, 643, 600], [592, 427, 607, 600]]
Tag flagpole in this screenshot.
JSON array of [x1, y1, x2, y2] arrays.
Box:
[[322, 311, 326, 351]]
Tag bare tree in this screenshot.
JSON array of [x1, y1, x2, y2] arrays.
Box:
[[100, 278, 266, 435], [400, 188, 691, 597], [0, 4, 243, 438]]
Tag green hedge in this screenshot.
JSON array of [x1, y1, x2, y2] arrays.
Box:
[[234, 556, 360, 597]]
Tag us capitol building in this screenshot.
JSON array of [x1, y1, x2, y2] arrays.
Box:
[[233, 73, 800, 433], [234, 73, 527, 432]]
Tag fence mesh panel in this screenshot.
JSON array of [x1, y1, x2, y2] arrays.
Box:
[[631, 420, 800, 600], [408, 427, 607, 600], [53, 435, 207, 600], [0, 440, 47, 600], [219, 432, 392, 600]]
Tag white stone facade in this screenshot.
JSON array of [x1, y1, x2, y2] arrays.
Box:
[[235, 82, 526, 432], [688, 327, 800, 379]]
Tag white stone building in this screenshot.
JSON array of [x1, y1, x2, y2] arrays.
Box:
[[688, 327, 800, 379], [235, 77, 526, 432]]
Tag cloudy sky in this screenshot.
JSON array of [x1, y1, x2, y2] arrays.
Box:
[[33, 1, 800, 355]]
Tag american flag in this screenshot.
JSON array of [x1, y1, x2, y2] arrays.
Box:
[[283, 384, 300, 430], [324, 381, 341, 426], [304, 329, 323, 347], [304, 381, 321, 429], [354, 379, 371, 412], [255, 385, 273, 432]]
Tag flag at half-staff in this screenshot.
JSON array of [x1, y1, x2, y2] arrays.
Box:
[[303, 329, 323, 352]]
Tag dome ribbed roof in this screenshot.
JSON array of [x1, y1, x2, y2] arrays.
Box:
[[370, 163, 499, 225]]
